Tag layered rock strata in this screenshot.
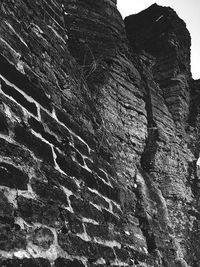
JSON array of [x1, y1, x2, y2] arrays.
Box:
[[0, 1, 199, 267]]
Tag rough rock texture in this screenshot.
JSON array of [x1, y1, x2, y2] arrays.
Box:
[[0, 1, 199, 266]]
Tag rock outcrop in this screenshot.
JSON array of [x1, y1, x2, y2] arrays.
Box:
[[0, 1, 199, 266]]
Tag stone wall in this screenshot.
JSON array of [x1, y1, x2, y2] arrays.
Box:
[[0, 1, 199, 267]]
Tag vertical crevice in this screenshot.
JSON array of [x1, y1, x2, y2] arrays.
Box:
[[140, 75, 159, 173]]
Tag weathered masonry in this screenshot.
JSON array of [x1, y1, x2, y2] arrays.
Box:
[[0, 1, 200, 266]]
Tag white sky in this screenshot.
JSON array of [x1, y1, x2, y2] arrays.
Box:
[[117, 0, 200, 79]]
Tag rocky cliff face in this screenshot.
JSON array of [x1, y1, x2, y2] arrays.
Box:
[[0, 1, 199, 266]]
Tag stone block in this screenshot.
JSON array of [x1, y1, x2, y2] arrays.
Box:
[[0, 258, 51, 267], [54, 149, 81, 178], [0, 223, 26, 251], [55, 108, 97, 149], [85, 223, 114, 241], [1, 79, 38, 116], [0, 138, 34, 166], [96, 244, 116, 261], [41, 164, 78, 193], [14, 125, 54, 164], [31, 179, 69, 206], [73, 135, 90, 156], [82, 188, 110, 209], [54, 258, 85, 267], [17, 196, 61, 227], [114, 247, 130, 262], [41, 109, 71, 146], [0, 54, 52, 112], [102, 209, 121, 226], [31, 227, 54, 249], [0, 162, 28, 190], [60, 209, 84, 234], [58, 233, 99, 258], [85, 158, 108, 182], [0, 191, 14, 218], [28, 117, 60, 148], [70, 195, 103, 222], [0, 110, 9, 135]]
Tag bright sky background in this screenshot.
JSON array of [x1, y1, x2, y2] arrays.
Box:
[[117, 0, 200, 79]]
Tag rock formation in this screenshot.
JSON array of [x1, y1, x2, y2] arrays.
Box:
[[0, 0, 199, 266]]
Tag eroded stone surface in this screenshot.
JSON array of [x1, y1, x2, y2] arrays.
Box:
[[0, 1, 199, 266]]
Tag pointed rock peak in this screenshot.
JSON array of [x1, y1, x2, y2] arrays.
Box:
[[124, 3, 191, 57], [125, 3, 175, 19]]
